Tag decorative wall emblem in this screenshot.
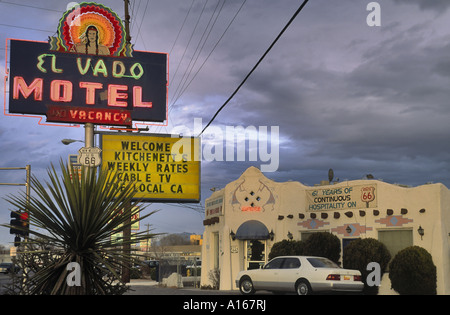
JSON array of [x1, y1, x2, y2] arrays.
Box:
[[231, 179, 276, 212], [375, 215, 413, 227], [297, 219, 330, 230]]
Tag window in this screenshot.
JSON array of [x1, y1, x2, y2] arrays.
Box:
[[307, 257, 339, 268], [282, 258, 301, 269], [378, 230, 413, 258], [264, 258, 284, 269]]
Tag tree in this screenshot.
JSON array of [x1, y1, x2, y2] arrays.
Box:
[[159, 234, 191, 246], [389, 246, 437, 295], [343, 238, 391, 295], [303, 232, 341, 263], [268, 240, 304, 260], [3, 161, 156, 295]]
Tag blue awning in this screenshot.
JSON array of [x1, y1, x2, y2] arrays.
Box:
[[235, 220, 269, 240]]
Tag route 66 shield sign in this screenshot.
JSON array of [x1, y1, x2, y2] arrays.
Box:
[[361, 186, 375, 205]]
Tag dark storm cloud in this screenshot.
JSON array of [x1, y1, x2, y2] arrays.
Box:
[[190, 0, 450, 187]]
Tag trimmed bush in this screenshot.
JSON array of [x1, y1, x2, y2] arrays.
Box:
[[389, 246, 437, 295], [303, 232, 341, 263], [343, 238, 391, 295], [268, 240, 304, 260]]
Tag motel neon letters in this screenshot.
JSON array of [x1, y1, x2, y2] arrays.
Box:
[[12, 54, 153, 109]]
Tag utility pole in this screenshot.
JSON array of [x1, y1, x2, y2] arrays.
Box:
[[121, 0, 132, 284], [124, 0, 132, 44]]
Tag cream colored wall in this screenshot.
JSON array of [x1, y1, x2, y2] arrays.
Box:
[[201, 167, 450, 294]]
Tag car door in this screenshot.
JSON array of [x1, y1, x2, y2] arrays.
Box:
[[255, 257, 285, 290], [277, 257, 301, 291]]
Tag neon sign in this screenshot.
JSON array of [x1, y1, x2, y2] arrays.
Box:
[[49, 2, 132, 57], [6, 3, 167, 126]]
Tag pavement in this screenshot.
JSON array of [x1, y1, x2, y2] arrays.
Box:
[[125, 279, 240, 295]]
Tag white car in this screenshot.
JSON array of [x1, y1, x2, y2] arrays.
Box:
[[236, 256, 364, 295]]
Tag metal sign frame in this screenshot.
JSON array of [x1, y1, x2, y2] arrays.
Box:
[[99, 132, 201, 203]]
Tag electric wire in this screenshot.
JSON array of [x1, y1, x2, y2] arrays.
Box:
[[130, 0, 141, 33], [170, 0, 209, 91], [156, 0, 246, 136], [170, 0, 247, 109], [0, 1, 63, 13], [0, 23, 54, 34], [199, 0, 310, 136], [153, 0, 209, 135], [134, 0, 151, 47], [169, 0, 225, 107], [169, 0, 195, 56]]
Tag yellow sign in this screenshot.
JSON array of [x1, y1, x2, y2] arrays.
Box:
[[101, 133, 200, 202]]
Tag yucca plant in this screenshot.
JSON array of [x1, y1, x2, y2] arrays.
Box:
[[3, 160, 156, 295]]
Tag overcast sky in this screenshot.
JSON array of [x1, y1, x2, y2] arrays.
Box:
[[1, 0, 450, 247]]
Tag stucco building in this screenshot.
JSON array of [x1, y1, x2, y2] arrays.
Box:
[[200, 167, 450, 294]]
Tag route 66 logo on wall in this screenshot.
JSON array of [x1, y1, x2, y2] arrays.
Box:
[[361, 186, 375, 207]]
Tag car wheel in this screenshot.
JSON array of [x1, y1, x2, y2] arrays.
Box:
[[296, 280, 312, 295], [239, 277, 255, 295]]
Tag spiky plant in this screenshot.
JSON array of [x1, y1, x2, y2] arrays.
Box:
[[3, 161, 156, 295]]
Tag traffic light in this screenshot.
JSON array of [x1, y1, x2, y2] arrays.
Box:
[[9, 211, 29, 237], [20, 211, 29, 237], [10, 211, 21, 235]]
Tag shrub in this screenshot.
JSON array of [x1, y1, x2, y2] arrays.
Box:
[[3, 162, 155, 295], [268, 240, 304, 260], [389, 246, 437, 295], [343, 238, 391, 295], [303, 232, 341, 263], [208, 269, 220, 290]]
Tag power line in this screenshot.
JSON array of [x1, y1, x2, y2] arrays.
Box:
[[169, 0, 225, 107], [156, 0, 246, 136], [170, 0, 209, 91], [134, 0, 151, 47], [199, 0, 310, 136], [0, 23, 54, 34], [0, 1, 63, 13], [170, 0, 247, 108], [169, 0, 195, 56]]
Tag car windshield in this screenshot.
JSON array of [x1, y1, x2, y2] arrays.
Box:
[[307, 257, 339, 268]]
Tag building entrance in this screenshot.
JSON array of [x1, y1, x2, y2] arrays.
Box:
[[245, 240, 266, 270]]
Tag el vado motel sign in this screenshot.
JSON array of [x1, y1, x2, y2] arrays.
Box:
[[6, 2, 168, 126], [4, 3, 200, 202]]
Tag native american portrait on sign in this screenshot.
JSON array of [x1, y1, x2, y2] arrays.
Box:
[[49, 2, 133, 57], [70, 25, 110, 56]]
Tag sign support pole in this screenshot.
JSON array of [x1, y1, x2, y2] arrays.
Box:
[[84, 123, 95, 149], [122, 0, 132, 284]]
